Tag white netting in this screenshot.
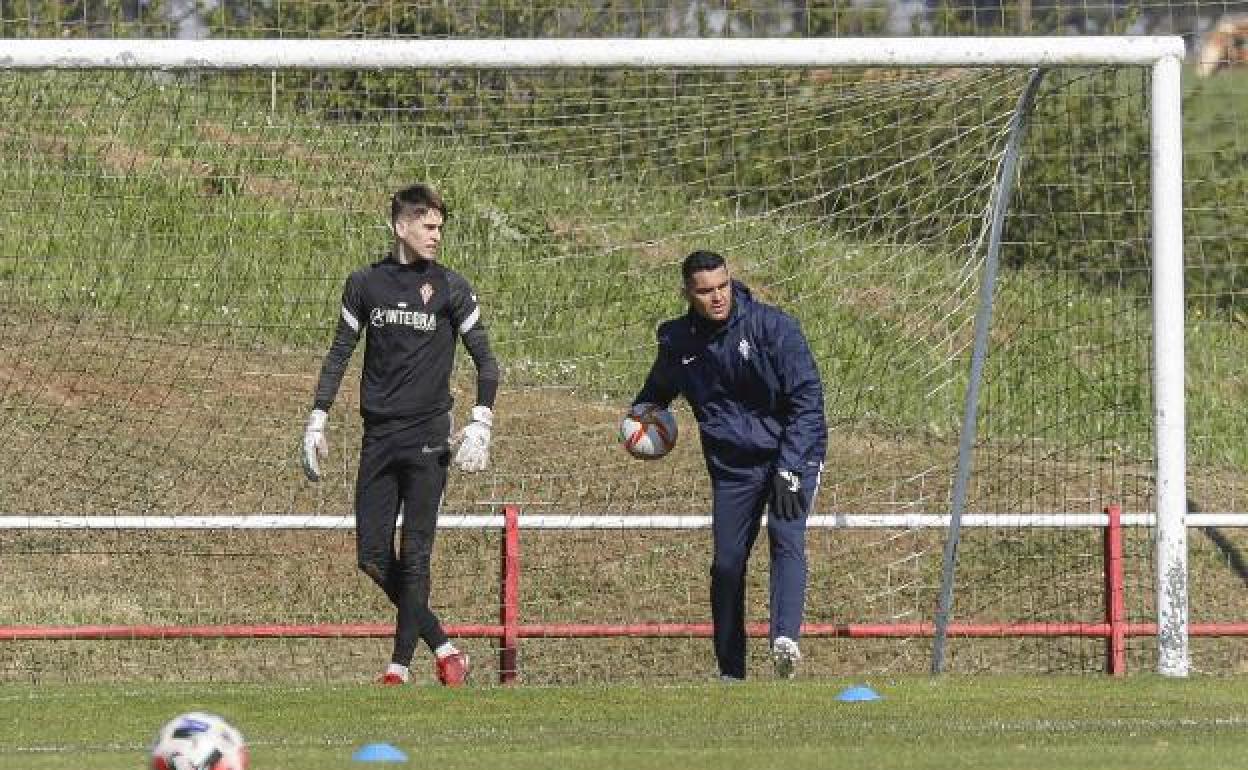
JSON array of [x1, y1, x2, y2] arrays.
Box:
[[0, 59, 1183, 681]]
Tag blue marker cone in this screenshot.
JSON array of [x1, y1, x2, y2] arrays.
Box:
[[836, 684, 882, 702], [352, 743, 409, 763]]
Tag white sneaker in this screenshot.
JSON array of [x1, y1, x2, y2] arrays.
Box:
[[772, 636, 801, 679]]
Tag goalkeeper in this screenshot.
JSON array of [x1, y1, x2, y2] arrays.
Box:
[[301, 183, 500, 687], [630, 250, 826, 680]]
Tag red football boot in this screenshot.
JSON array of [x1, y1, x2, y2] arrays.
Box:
[[376, 665, 409, 686], [435, 651, 470, 687]]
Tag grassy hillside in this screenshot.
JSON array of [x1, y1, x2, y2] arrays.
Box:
[[0, 70, 1179, 444]]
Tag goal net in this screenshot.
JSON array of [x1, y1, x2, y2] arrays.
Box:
[[0, 39, 1189, 683]]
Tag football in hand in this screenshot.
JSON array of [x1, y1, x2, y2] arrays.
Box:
[[619, 405, 678, 460]]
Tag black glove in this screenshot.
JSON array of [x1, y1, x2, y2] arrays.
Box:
[[770, 469, 805, 521]]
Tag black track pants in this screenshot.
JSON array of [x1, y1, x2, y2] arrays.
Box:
[[354, 415, 452, 667]]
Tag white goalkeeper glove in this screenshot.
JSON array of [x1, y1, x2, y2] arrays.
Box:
[[301, 408, 328, 482], [452, 405, 493, 472]]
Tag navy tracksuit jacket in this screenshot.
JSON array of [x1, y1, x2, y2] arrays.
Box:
[[634, 281, 827, 678]]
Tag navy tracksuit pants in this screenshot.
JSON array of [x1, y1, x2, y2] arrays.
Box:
[[709, 461, 817, 679]]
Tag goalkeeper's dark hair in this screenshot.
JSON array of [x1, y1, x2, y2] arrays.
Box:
[[681, 250, 727, 286], [391, 183, 447, 225]]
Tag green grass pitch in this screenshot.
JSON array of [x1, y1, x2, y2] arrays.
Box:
[[3, 676, 1247, 770]]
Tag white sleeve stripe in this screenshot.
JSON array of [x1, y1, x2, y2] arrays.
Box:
[[458, 306, 480, 335], [808, 462, 825, 512], [341, 306, 360, 333]]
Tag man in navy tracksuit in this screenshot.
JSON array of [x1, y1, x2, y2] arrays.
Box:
[[631, 250, 827, 680]]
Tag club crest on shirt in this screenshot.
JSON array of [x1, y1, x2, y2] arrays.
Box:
[[420, 282, 435, 305], [738, 338, 751, 360]]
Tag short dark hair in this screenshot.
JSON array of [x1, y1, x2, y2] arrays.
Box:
[[681, 250, 727, 286], [391, 183, 447, 225]]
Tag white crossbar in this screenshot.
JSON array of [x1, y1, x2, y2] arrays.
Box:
[[0, 37, 1186, 71]]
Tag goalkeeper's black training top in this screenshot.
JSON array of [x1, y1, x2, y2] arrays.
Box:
[[312, 255, 499, 430]]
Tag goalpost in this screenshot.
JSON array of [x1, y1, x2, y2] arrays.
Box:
[[0, 37, 1190, 682]]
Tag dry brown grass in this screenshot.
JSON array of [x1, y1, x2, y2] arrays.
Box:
[[5, 313, 1248, 682]]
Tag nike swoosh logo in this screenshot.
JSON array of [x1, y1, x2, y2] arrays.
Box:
[[681, 356, 696, 365]]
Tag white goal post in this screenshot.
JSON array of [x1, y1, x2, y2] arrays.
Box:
[[0, 36, 1189, 678]]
